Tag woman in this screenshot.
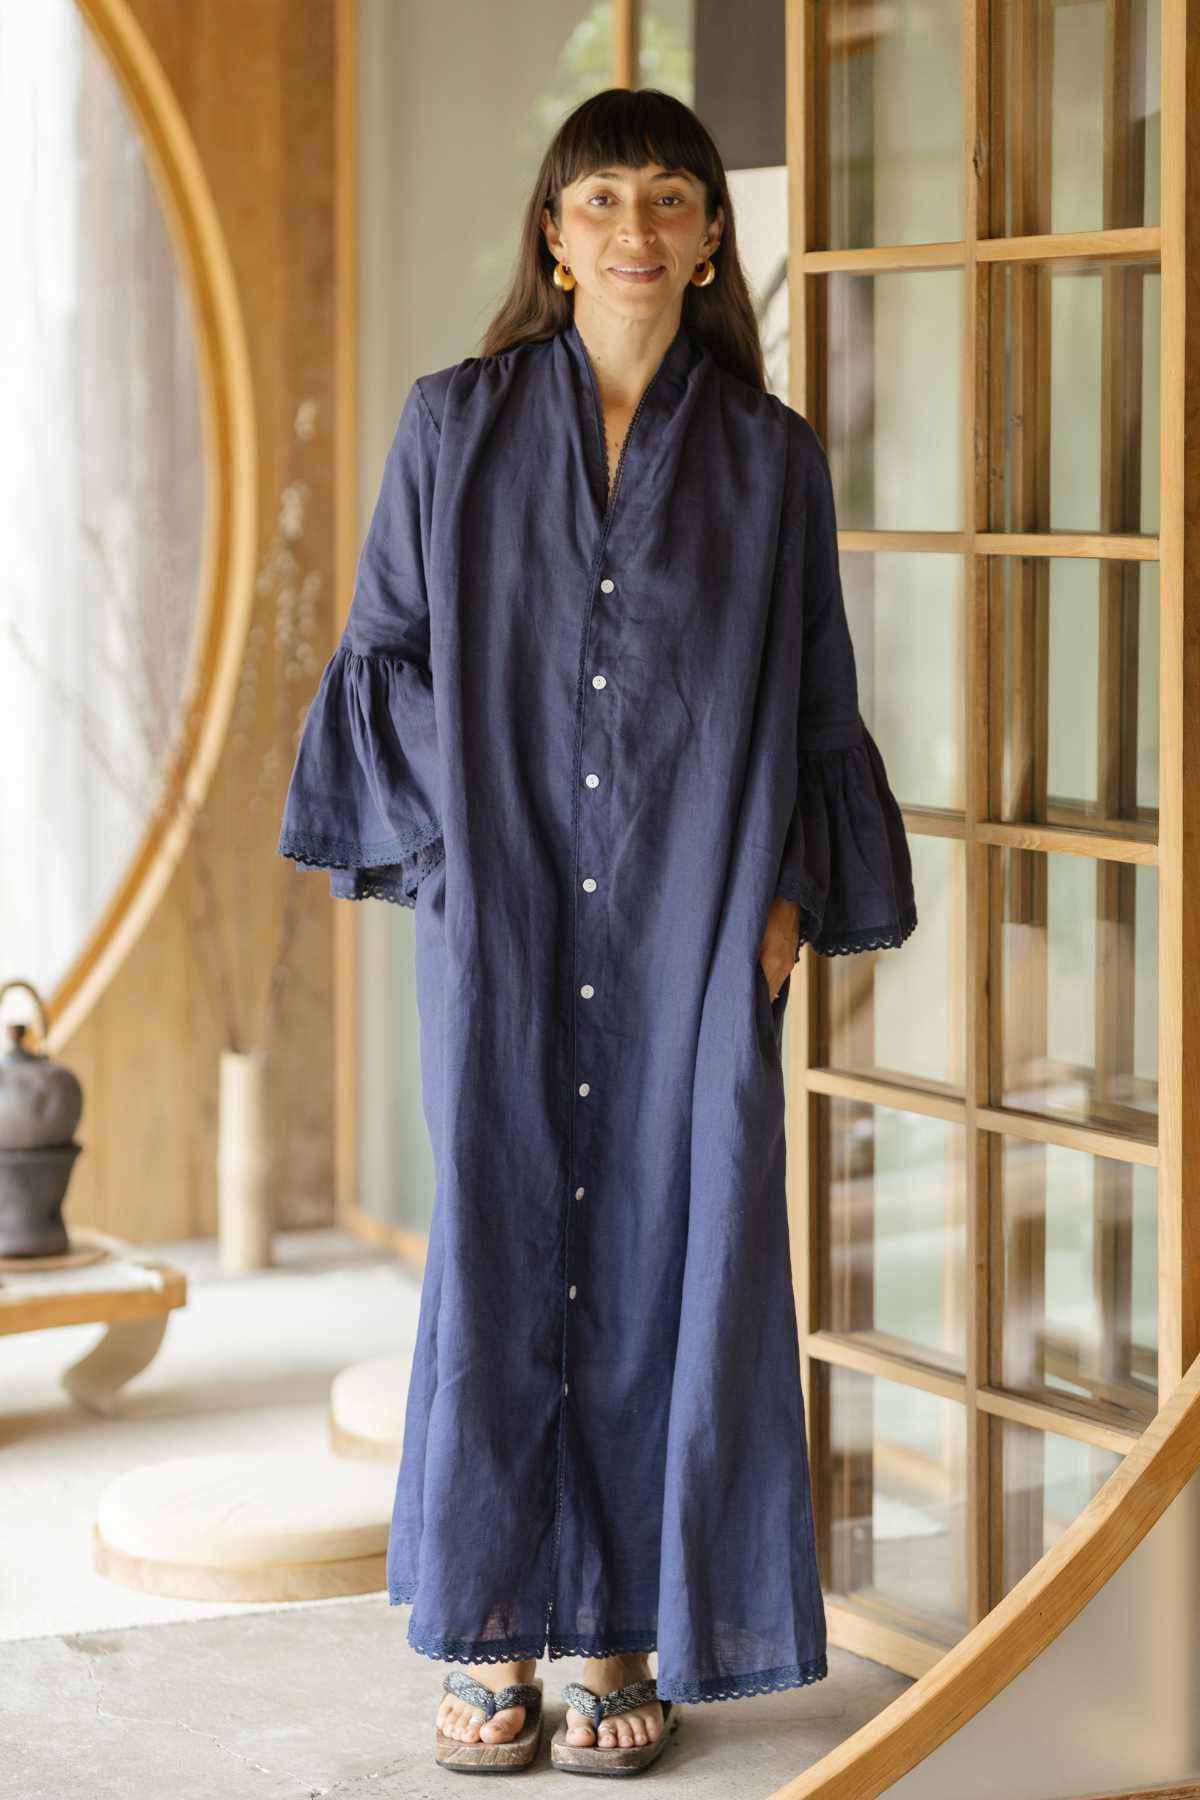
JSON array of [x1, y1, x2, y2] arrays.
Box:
[[279, 88, 915, 1776]]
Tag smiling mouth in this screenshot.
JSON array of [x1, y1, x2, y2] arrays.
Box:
[[608, 264, 665, 276]]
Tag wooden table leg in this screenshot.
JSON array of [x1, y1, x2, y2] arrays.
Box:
[[60, 1315, 169, 1415]]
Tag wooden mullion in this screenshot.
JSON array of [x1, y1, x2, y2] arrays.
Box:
[[1091, 2, 1144, 1385], [974, 224, 1161, 263], [1155, 0, 1193, 1406], [962, 0, 989, 1630], [838, 528, 1159, 556], [976, 1382, 1143, 1457], [976, 819, 1156, 863], [803, 225, 1161, 274], [785, 0, 829, 1581], [834, 0, 878, 1571]]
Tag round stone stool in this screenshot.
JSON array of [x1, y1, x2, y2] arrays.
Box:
[[328, 1353, 408, 1461], [92, 1452, 396, 1601]]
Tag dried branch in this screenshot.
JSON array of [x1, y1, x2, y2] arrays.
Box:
[[16, 397, 325, 1059]]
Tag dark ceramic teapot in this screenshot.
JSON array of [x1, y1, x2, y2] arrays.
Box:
[[0, 979, 84, 1256]]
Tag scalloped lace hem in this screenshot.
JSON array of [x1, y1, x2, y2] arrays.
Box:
[[547, 1632, 658, 1659], [391, 1595, 828, 1701], [800, 900, 918, 959], [655, 1654, 828, 1703], [406, 1628, 551, 1664], [279, 828, 445, 909]]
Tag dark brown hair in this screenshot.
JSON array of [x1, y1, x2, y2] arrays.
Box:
[[479, 88, 765, 392]]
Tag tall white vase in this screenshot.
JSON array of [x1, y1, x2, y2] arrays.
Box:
[[217, 1049, 273, 1273]]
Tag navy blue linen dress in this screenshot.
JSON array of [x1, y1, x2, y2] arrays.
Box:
[[277, 315, 916, 1704]]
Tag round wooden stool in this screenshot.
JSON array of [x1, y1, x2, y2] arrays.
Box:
[[92, 1452, 396, 1601], [328, 1353, 407, 1461]]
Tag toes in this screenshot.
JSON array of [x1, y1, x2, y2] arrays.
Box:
[[439, 1700, 485, 1743], [480, 1709, 523, 1742]]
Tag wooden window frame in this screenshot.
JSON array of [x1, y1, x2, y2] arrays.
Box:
[[782, 0, 1188, 1680]]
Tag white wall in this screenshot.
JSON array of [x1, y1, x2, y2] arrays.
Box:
[[355, 0, 612, 1230], [883, 1468, 1200, 1796]]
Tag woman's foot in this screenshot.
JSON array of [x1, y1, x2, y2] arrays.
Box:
[[436, 1658, 538, 1744], [563, 1651, 664, 1750]]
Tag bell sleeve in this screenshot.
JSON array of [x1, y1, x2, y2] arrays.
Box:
[[277, 378, 444, 906], [774, 431, 918, 958]]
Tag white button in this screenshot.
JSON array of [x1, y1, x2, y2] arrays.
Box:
[[592, 674, 607, 689], [578, 1082, 590, 1096], [582, 877, 597, 892], [600, 578, 615, 593], [569, 1284, 577, 1299], [580, 984, 594, 998], [575, 1186, 585, 1199], [584, 772, 600, 788], [564, 1381, 570, 1395]]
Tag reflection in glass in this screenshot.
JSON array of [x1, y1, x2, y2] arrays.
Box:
[[998, 851, 1157, 1136], [992, 263, 1160, 536], [818, 1098, 967, 1368], [842, 551, 964, 812], [993, 0, 1160, 237], [825, 836, 965, 1092], [822, 1363, 967, 1637], [996, 557, 1160, 828], [995, 1136, 1157, 1420], [994, 1418, 1123, 1597], [826, 271, 962, 531], [816, 0, 963, 249]]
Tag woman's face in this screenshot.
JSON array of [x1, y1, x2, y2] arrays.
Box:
[[544, 162, 722, 320]]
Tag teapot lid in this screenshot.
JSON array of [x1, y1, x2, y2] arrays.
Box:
[[4, 1021, 45, 1065]]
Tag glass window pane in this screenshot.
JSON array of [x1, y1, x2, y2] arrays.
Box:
[[843, 552, 965, 812], [818, 1098, 967, 1370], [824, 836, 965, 1092], [995, 1135, 1157, 1421], [826, 271, 962, 531], [821, 1364, 968, 1636], [993, 1418, 1123, 1598], [991, 263, 1160, 536], [996, 557, 1159, 831], [998, 850, 1158, 1138], [993, 0, 1160, 237], [816, 0, 963, 249]]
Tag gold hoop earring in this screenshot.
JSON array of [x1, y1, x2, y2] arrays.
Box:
[[690, 256, 717, 288], [553, 260, 577, 291]]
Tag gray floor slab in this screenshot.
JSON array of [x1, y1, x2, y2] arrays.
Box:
[[4, 1597, 911, 1799]]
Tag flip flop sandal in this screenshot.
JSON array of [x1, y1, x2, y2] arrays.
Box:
[[434, 1668, 544, 1773], [550, 1676, 679, 1776]]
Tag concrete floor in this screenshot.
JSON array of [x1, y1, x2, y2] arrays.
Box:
[[4, 1229, 913, 1795], [5, 1598, 911, 1798]]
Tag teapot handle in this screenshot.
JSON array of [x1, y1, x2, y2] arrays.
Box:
[[0, 979, 50, 1047]]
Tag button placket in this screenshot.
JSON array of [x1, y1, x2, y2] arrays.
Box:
[[569, 572, 616, 1383]]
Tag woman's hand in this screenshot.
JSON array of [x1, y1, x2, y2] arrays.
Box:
[[758, 897, 802, 1002]]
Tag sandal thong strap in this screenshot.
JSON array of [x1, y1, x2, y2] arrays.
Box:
[[562, 1676, 660, 1732], [441, 1668, 541, 1722]]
